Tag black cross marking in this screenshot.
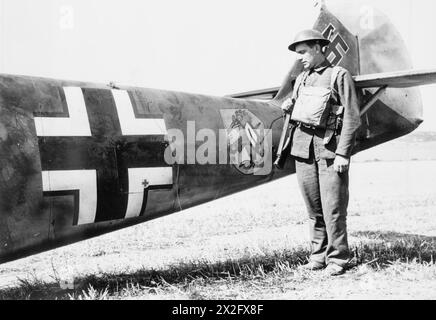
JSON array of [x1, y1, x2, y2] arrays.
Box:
[[38, 88, 172, 225]]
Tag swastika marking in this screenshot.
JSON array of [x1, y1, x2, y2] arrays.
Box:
[[322, 24, 349, 66]]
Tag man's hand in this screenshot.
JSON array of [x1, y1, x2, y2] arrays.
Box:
[[281, 98, 293, 113], [333, 155, 350, 173]]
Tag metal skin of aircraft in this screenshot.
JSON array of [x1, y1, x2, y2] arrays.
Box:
[[0, 3, 435, 265]]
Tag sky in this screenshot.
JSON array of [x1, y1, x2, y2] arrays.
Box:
[[0, 0, 435, 131]]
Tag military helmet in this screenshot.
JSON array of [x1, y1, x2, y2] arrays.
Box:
[[288, 29, 331, 52]]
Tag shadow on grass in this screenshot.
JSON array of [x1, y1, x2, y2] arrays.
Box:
[[1, 230, 436, 299], [351, 230, 436, 265], [0, 249, 310, 300]]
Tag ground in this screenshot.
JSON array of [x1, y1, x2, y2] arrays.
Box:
[[0, 132, 435, 300]]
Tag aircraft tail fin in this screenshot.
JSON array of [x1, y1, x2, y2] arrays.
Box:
[[313, 5, 360, 75]]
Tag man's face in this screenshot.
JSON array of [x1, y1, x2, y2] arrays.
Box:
[[295, 43, 319, 69]]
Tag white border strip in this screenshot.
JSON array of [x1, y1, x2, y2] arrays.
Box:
[[111, 89, 167, 136], [35, 87, 92, 137], [124, 167, 172, 219], [42, 170, 97, 225]]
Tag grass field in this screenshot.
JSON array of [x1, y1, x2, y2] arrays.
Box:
[[0, 132, 436, 300]]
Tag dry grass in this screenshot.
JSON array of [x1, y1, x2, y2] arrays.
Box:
[[1, 136, 436, 300]]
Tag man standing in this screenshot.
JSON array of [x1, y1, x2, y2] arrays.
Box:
[[281, 30, 361, 276]]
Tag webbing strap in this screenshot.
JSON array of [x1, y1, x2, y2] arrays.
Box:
[[330, 66, 341, 87], [293, 70, 310, 100], [330, 66, 342, 97], [324, 66, 343, 145]]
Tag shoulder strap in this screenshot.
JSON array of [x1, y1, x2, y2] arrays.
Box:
[[329, 66, 342, 104], [294, 70, 310, 99], [330, 66, 341, 89]]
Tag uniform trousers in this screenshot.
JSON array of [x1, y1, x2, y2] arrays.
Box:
[[294, 144, 351, 267]]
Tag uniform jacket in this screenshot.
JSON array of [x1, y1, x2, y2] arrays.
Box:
[[290, 60, 361, 160]]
